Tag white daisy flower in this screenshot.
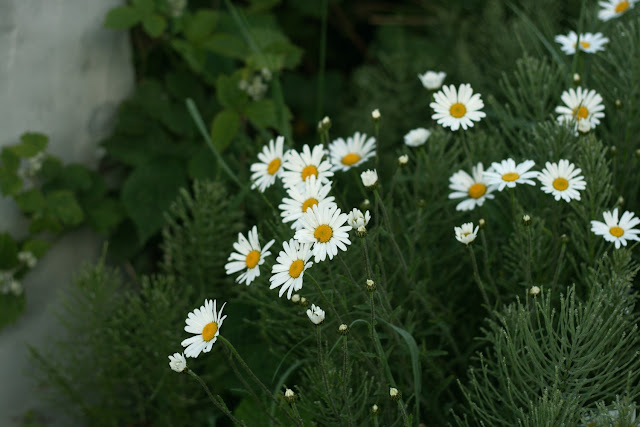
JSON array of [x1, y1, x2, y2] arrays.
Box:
[[555, 87, 605, 132], [361, 169, 378, 188], [403, 128, 431, 147], [250, 136, 285, 192], [454, 222, 478, 246], [347, 208, 371, 229], [279, 175, 335, 230], [484, 158, 538, 192], [418, 71, 446, 90], [294, 203, 351, 262], [590, 208, 640, 249], [306, 304, 325, 325], [328, 132, 377, 172], [598, 0, 637, 21], [281, 144, 334, 190], [537, 160, 587, 203], [269, 239, 313, 299], [168, 352, 187, 372], [225, 226, 275, 285], [181, 299, 228, 358], [554, 31, 609, 55], [448, 162, 496, 211], [430, 84, 486, 131], [371, 109, 381, 120]]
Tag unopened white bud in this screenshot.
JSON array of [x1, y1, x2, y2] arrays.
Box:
[[371, 109, 381, 120], [398, 154, 408, 165], [529, 286, 541, 296], [291, 294, 301, 303]]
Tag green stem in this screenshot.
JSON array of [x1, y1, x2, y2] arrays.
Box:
[[308, 273, 343, 323], [317, 326, 342, 421], [187, 369, 246, 426], [468, 246, 493, 315], [315, 0, 328, 121], [373, 189, 408, 275], [480, 228, 500, 303], [525, 225, 533, 287], [552, 241, 567, 289], [397, 399, 411, 427], [290, 402, 304, 426]]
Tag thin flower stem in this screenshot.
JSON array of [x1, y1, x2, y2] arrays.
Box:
[[317, 326, 342, 421], [525, 226, 534, 287], [552, 241, 567, 289], [480, 228, 500, 303], [369, 293, 387, 383], [373, 415, 380, 427], [373, 189, 408, 275], [362, 238, 393, 317], [308, 273, 343, 323], [459, 130, 473, 169], [468, 246, 494, 316], [342, 335, 349, 381], [187, 369, 247, 426], [338, 255, 368, 298], [290, 402, 304, 426], [397, 399, 411, 427], [340, 335, 355, 427]]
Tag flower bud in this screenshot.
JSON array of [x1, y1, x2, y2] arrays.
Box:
[[338, 324, 349, 335], [522, 214, 531, 226], [529, 286, 541, 296], [366, 279, 376, 292]]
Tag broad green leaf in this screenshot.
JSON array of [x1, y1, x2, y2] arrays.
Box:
[[0, 233, 18, 269], [170, 39, 205, 74], [15, 189, 45, 213], [142, 14, 166, 37], [210, 110, 240, 152], [201, 33, 248, 60], [57, 164, 93, 192], [244, 99, 277, 129], [216, 74, 247, 110], [21, 239, 50, 258], [104, 6, 141, 29], [184, 10, 219, 43], [0, 167, 22, 195], [247, 0, 281, 13], [187, 145, 217, 180], [165, 70, 204, 104], [0, 294, 26, 331], [132, 80, 171, 121], [46, 190, 84, 226], [132, 0, 154, 15], [29, 214, 62, 234], [85, 198, 124, 234], [121, 157, 188, 243], [1, 148, 20, 172], [9, 133, 48, 158], [39, 156, 63, 180]]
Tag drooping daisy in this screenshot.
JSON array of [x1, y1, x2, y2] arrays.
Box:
[[294, 203, 351, 262], [418, 71, 446, 90], [430, 84, 486, 131], [448, 162, 496, 211], [591, 208, 640, 249], [328, 132, 376, 172], [250, 136, 285, 192], [168, 352, 187, 372], [537, 160, 586, 203], [307, 304, 325, 325], [555, 87, 605, 132], [225, 226, 275, 285], [281, 144, 334, 190], [279, 175, 335, 230], [483, 158, 538, 191], [454, 222, 478, 246], [598, 0, 637, 21], [269, 239, 313, 299], [181, 299, 228, 358], [404, 128, 431, 147], [347, 208, 371, 229], [555, 31, 609, 55]]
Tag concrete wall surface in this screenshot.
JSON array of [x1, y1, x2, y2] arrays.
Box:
[[0, 0, 134, 424]]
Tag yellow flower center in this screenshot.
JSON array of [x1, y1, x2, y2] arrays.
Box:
[[609, 226, 624, 237], [502, 172, 519, 182], [202, 322, 218, 342], [573, 106, 589, 120], [301, 198, 318, 213], [245, 250, 261, 268], [267, 158, 281, 175], [314, 224, 333, 243], [449, 103, 467, 118], [468, 183, 487, 199], [552, 177, 569, 191], [301, 165, 318, 180], [289, 260, 305, 278], [580, 40, 591, 49], [616, 1, 629, 13], [341, 153, 361, 166]]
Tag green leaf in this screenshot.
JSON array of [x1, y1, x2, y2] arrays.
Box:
[[165, 70, 204, 104], [0, 233, 18, 269], [85, 198, 124, 234], [201, 33, 248, 60], [216, 74, 247, 110], [244, 99, 277, 129], [52, 164, 93, 192], [210, 110, 240, 152], [121, 157, 188, 243], [187, 145, 217, 180], [21, 239, 50, 258], [142, 14, 166, 37], [104, 6, 141, 29], [46, 190, 84, 226], [184, 10, 219, 43], [170, 39, 205, 74], [0, 294, 26, 331], [0, 166, 22, 195], [9, 133, 48, 158], [132, 0, 154, 15], [1, 148, 20, 172], [14, 189, 45, 213], [39, 156, 63, 180]]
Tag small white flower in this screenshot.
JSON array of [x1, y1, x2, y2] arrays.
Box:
[[454, 222, 479, 245], [307, 304, 325, 325], [483, 158, 538, 191], [430, 84, 486, 131], [418, 71, 446, 90], [448, 162, 496, 211], [361, 169, 378, 188], [181, 299, 228, 358], [279, 175, 335, 230], [284, 388, 295, 399], [403, 128, 431, 147], [318, 116, 331, 131], [529, 286, 541, 296], [250, 136, 285, 193], [598, 0, 637, 21], [291, 294, 301, 303], [537, 160, 587, 203], [294, 203, 351, 262], [17, 251, 37, 268], [328, 132, 377, 172], [398, 154, 409, 165], [555, 31, 609, 55], [347, 208, 371, 229], [338, 324, 348, 333], [168, 352, 187, 372], [225, 226, 275, 286], [591, 208, 640, 249], [371, 109, 381, 120], [556, 87, 605, 133], [281, 144, 334, 190], [372, 404, 379, 414], [573, 73, 581, 83], [270, 239, 313, 299], [389, 387, 400, 399]]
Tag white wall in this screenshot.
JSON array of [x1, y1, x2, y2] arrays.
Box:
[[0, 0, 134, 424]]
